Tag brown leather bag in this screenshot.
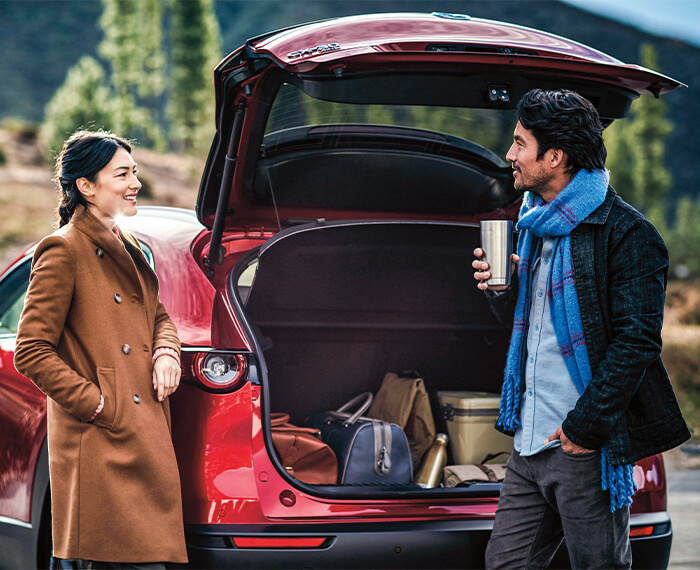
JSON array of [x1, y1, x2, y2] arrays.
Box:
[[270, 413, 338, 485]]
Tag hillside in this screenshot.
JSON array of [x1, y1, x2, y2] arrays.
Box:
[[2, 0, 699, 204], [0, 128, 201, 267]]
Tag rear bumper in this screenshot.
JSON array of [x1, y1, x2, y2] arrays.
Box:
[[185, 519, 493, 569], [183, 512, 672, 569]]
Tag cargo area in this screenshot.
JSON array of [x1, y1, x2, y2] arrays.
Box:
[[235, 220, 515, 488]]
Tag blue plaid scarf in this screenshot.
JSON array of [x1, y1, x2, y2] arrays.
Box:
[[497, 168, 636, 511]]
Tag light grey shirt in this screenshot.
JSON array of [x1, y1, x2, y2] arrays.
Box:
[[514, 238, 581, 456]]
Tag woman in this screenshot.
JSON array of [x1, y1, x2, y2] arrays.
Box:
[[14, 130, 188, 568]]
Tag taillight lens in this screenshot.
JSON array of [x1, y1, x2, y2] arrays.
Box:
[[232, 537, 328, 549], [181, 351, 248, 392]]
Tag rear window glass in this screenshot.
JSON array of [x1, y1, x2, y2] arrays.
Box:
[[265, 84, 516, 157]]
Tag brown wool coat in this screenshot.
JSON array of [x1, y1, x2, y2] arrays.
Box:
[[14, 206, 188, 563]]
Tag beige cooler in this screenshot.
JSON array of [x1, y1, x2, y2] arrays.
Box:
[[438, 391, 513, 465]]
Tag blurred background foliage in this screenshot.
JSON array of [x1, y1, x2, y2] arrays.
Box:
[[1, 0, 699, 437], [41, 0, 221, 157], [2, 1, 698, 282]]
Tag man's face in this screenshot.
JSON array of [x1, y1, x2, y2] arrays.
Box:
[[505, 121, 554, 196]]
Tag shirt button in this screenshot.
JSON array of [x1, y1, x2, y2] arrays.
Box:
[[114, 294, 122, 303], [528, 391, 533, 397], [534, 324, 539, 331], [122, 344, 131, 355], [538, 291, 544, 298], [529, 357, 534, 363], [543, 258, 549, 265], [133, 394, 141, 404], [95, 248, 104, 258]]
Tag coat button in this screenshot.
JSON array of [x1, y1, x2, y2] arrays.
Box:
[[122, 344, 131, 355], [114, 294, 122, 303], [95, 248, 104, 258], [133, 394, 141, 404]]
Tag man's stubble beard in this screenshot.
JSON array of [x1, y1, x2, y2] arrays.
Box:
[[513, 167, 553, 197]]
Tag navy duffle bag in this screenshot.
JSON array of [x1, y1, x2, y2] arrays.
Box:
[[306, 392, 413, 485]]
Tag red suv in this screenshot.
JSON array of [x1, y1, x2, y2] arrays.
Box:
[[0, 12, 681, 569]]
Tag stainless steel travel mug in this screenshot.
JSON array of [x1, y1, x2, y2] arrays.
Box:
[[480, 220, 514, 287]]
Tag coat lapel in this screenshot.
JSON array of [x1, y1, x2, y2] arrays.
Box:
[[70, 206, 149, 299]]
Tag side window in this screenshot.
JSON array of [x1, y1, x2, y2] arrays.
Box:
[[0, 258, 31, 336], [137, 240, 155, 271]]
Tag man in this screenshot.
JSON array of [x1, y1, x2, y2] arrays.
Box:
[[473, 89, 690, 569]]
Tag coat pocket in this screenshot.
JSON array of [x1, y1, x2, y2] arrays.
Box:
[[93, 367, 117, 431]]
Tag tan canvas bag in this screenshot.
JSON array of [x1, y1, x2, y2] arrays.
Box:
[[367, 372, 437, 466]]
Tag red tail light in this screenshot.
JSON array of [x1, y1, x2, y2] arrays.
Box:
[[629, 526, 654, 538], [180, 350, 248, 392], [232, 537, 327, 549]]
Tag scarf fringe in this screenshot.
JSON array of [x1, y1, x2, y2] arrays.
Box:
[[601, 447, 637, 511]]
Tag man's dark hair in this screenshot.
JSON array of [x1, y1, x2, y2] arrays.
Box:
[[516, 89, 607, 175]]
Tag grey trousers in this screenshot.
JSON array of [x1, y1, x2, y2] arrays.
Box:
[[485, 448, 632, 570]]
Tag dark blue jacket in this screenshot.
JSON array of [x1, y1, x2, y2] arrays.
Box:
[[489, 187, 690, 466]]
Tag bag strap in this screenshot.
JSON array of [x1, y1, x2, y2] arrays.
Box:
[[475, 464, 498, 482], [271, 412, 322, 436], [271, 412, 291, 427], [334, 392, 373, 425], [481, 451, 510, 464]]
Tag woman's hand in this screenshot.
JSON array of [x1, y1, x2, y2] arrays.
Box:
[[152, 354, 181, 401]]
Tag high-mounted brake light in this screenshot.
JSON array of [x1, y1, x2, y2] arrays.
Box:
[[232, 537, 327, 549]]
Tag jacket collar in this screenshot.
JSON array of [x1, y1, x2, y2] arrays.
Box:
[[582, 186, 616, 225], [70, 205, 126, 254]]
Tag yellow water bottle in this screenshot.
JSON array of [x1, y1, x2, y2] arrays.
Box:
[[413, 433, 449, 488]]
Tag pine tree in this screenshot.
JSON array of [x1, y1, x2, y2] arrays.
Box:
[[168, 0, 221, 153], [98, 0, 165, 148], [627, 45, 673, 228], [669, 196, 700, 278], [604, 119, 635, 204], [604, 44, 673, 230], [40, 56, 118, 158]]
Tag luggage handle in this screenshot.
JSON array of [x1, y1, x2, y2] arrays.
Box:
[[331, 392, 374, 425], [271, 412, 323, 437]]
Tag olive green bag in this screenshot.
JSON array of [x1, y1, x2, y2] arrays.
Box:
[[367, 372, 437, 467]]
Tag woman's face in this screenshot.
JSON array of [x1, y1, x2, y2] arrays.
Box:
[[80, 147, 141, 227]]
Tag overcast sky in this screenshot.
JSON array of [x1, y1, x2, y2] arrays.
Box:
[[561, 0, 700, 47]]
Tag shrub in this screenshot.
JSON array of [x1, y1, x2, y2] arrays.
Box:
[[666, 280, 700, 325], [40, 56, 118, 161], [663, 341, 700, 438], [0, 118, 39, 144]]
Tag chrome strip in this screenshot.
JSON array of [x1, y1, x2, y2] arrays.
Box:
[[0, 515, 32, 529]]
